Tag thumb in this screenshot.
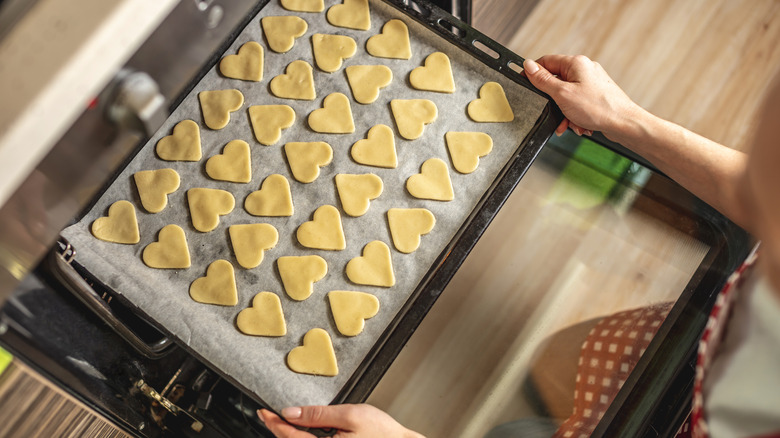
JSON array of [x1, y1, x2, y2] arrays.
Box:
[[282, 405, 358, 429], [523, 59, 566, 97]]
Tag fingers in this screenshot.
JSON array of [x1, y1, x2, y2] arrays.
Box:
[[523, 58, 568, 98], [280, 405, 359, 430], [534, 54, 576, 76], [556, 118, 569, 136], [258, 410, 315, 438]]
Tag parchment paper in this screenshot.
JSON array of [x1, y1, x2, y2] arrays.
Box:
[[61, 0, 547, 411]]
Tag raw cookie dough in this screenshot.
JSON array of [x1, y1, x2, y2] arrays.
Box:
[[445, 132, 493, 174], [390, 99, 437, 140], [297, 205, 346, 250], [270, 60, 316, 100], [350, 124, 397, 168], [156, 120, 201, 161], [308, 93, 355, 134], [91, 200, 140, 244], [387, 208, 436, 253], [189, 259, 238, 306], [409, 52, 455, 93], [335, 173, 383, 217], [244, 174, 294, 217], [366, 19, 411, 59], [287, 328, 338, 376], [284, 141, 333, 183], [312, 34, 357, 73], [187, 188, 235, 232], [236, 292, 286, 336], [406, 157, 454, 201], [326, 0, 370, 31], [262, 16, 308, 53], [229, 223, 279, 269], [345, 241, 395, 287], [205, 140, 252, 183], [277, 255, 328, 301], [467, 82, 514, 122], [280, 0, 323, 13], [142, 224, 191, 269], [134, 168, 180, 213], [328, 290, 380, 336], [345, 65, 392, 104], [248, 105, 295, 146], [219, 41, 263, 82], [199, 89, 244, 130]]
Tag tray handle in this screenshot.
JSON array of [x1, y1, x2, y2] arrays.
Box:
[[47, 240, 174, 359], [389, 0, 537, 92]]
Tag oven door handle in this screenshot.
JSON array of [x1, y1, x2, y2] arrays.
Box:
[[47, 247, 174, 359]]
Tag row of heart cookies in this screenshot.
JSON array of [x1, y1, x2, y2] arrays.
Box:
[[92, 193, 436, 260], [199, 79, 512, 142]]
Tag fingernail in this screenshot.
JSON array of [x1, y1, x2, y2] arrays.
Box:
[[585, 130, 593, 136], [282, 407, 302, 419], [256, 410, 265, 423], [572, 127, 583, 136], [523, 59, 540, 75]]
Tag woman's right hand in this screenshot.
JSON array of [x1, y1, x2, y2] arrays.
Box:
[[523, 55, 642, 140]]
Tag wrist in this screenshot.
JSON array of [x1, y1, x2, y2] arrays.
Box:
[[603, 102, 651, 145]]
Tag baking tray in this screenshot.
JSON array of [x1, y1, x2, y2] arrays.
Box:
[[57, 0, 563, 424]]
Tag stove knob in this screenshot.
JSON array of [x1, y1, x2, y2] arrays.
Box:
[[103, 69, 167, 137]]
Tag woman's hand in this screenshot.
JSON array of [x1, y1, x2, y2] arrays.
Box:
[[258, 404, 424, 438], [523, 55, 642, 140]]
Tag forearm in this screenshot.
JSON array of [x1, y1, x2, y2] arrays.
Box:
[[606, 105, 752, 230]]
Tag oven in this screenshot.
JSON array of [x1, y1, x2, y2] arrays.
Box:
[[0, 1, 750, 437]]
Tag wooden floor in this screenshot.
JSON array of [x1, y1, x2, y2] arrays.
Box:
[[3, 1, 780, 438], [367, 0, 780, 437]]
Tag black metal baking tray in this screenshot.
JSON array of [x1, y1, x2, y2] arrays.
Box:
[[52, 0, 564, 430]]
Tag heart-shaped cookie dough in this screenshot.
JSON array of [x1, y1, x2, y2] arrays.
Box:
[[262, 16, 308, 53], [199, 89, 244, 130], [297, 205, 346, 250], [335, 173, 383, 217], [287, 328, 338, 376], [187, 188, 235, 232], [189, 259, 238, 306], [280, 0, 323, 12], [248, 105, 295, 146], [390, 99, 437, 140], [345, 65, 392, 104], [229, 223, 279, 269], [134, 168, 180, 213], [284, 141, 333, 183], [345, 241, 395, 287], [270, 60, 316, 100], [245, 174, 294, 217], [312, 34, 356, 73], [142, 224, 191, 269], [219, 41, 263, 82], [91, 200, 140, 244], [278, 255, 327, 301], [387, 208, 436, 253], [350, 124, 397, 168], [445, 132, 493, 174], [205, 140, 252, 183], [366, 19, 411, 59], [156, 120, 201, 161], [328, 290, 380, 336], [410, 52, 455, 93], [326, 0, 370, 31], [236, 292, 287, 336], [406, 158, 454, 201], [308, 93, 354, 134], [467, 82, 514, 122]]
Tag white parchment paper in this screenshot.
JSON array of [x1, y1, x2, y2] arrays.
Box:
[[61, 0, 546, 411]]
